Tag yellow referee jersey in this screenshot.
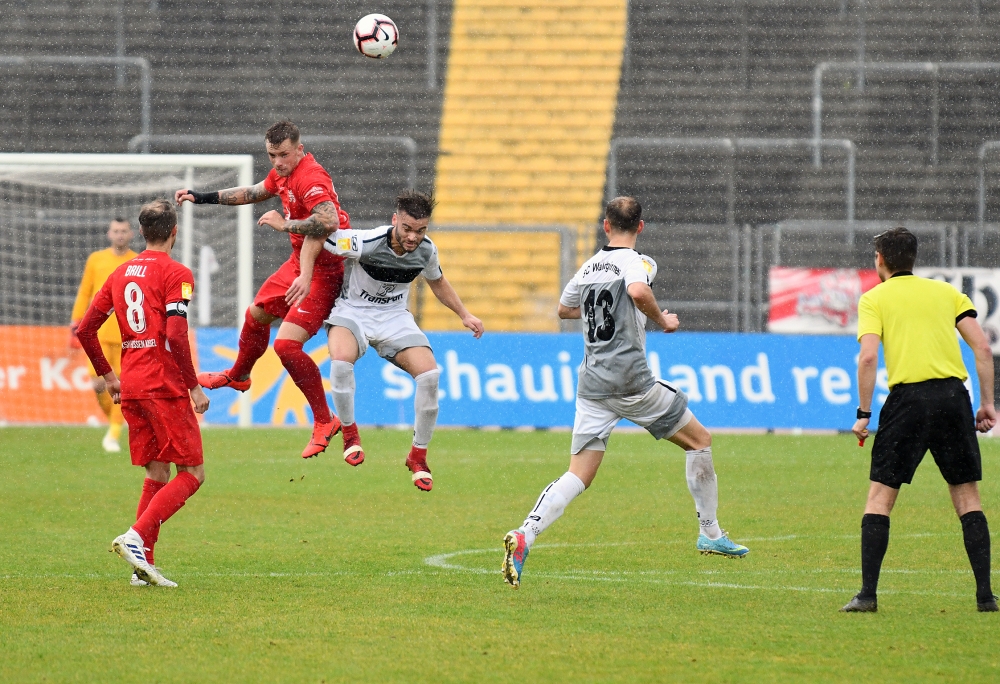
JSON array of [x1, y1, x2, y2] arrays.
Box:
[[857, 272, 976, 389], [71, 247, 138, 344]]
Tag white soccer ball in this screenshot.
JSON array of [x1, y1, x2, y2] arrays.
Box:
[[353, 14, 398, 59]]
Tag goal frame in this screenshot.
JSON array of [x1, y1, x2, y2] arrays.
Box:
[[0, 153, 255, 424]]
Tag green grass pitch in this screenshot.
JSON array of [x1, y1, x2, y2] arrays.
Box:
[[2, 426, 999, 682]]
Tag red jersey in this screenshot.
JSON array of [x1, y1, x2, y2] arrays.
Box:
[[263, 153, 350, 272], [87, 251, 196, 400]]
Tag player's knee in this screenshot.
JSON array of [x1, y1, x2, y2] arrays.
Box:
[[330, 360, 355, 387], [415, 369, 440, 407], [247, 305, 272, 326], [272, 338, 302, 364]]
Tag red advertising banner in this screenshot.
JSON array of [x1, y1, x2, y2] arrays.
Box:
[[0, 326, 199, 425], [768, 268, 881, 334]]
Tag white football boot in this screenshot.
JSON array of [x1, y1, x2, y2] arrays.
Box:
[[112, 528, 177, 587], [102, 431, 121, 452]]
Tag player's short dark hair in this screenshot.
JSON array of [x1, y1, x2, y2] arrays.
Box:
[[111, 216, 130, 227], [874, 226, 918, 272], [265, 120, 300, 147], [606, 196, 642, 232], [138, 199, 177, 244], [396, 189, 435, 221]]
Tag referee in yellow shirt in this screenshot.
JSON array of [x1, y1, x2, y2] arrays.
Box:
[[842, 227, 997, 613], [69, 218, 137, 452]]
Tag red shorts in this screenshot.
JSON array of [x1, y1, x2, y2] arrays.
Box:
[[253, 258, 344, 336], [121, 397, 204, 467]]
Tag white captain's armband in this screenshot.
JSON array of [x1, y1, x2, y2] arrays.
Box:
[[166, 301, 189, 318]]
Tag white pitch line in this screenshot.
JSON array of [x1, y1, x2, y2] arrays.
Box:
[[426, 538, 975, 598]]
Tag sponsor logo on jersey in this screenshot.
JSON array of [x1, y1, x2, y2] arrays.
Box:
[[304, 185, 326, 200], [359, 288, 406, 304], [641, 258, 653, 274], [338, 237, 352, 252], [124, 264, 147, 278], [181, 282, 193, 300], [286, 189, 297, 204], [375, 283, 396, 297], [122, 339, 157, 349]]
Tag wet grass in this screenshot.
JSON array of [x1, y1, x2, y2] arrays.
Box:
[[1, 427, 999, 683]]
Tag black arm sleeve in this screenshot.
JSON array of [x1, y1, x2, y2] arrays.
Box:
[[189, 190, 220, 205]]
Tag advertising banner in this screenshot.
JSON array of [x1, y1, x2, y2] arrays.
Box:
[[195, 329, 979, 432], [915, 268, 1000, 353], [768, 267, 881, 335], [4, 327, 978, 430], [0, 325, 117, 425]]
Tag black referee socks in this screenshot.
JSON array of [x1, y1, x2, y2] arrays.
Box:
[[960, 511, 993, 603], [860, 514, 891, 600]]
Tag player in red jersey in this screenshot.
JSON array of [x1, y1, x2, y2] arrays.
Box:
[[175, 120, 348, 458], [76, 199, 210, 588]]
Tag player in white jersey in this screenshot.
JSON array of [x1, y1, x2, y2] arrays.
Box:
[[501, 196, 749, 588], [322, 190, 484, 491]]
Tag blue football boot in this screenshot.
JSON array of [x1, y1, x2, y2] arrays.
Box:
[[697, 530, 750, 558]]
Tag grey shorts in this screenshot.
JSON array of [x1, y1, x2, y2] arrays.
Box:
[[325, 300, 430, 360], [571, 380, 693, 454]]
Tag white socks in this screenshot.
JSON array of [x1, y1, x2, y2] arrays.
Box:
[[521, 472, 586, 547], [329, 360, 356, 425], [412, 369, 440, 448], [686, 447, 722, 540]]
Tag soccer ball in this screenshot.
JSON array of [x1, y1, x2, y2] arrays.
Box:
[[353, 14, 398, 59]]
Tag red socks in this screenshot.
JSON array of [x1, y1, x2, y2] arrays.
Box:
[[133, 471, 201, 546], [229, 310, 271, 381], [273, 338, 332, 424], [136, 478, 167, 563]]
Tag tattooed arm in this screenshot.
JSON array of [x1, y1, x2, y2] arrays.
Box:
[[257, 201, 339, 237], [174, 182, 276, 206]]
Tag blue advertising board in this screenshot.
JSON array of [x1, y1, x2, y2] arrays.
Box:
[[194, 329, 979, 431]]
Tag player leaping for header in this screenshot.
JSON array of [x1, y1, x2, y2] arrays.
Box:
[[501, 197, 749, 589], [267, 190, 483, 491], [176, 121, 349, 458]]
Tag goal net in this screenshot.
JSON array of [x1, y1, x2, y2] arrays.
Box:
[[0, 153, 253, 425]]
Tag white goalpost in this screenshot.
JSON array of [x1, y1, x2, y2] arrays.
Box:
[[0, 154, 254, 425]]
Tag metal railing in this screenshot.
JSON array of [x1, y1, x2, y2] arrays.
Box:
[[417, 223, 577, 332], [607, 137, 856, 234], [0, 56, 152, 151], [977, 140, 1000, 246], [812, 61, 1000, 168], [128, 134, 418, 189], [640, 221, 965, 333]]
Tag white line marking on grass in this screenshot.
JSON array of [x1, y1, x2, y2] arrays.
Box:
[[425, 538, 973, 598]]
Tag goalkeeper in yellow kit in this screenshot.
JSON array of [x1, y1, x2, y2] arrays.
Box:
[[69, 218, 137, 451]]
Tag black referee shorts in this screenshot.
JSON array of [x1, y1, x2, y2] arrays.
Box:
[[871, 377, 981, 488]]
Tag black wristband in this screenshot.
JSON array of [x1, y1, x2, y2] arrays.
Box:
[[857, 408, 872, 419], [189, 190, 219, 205]]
